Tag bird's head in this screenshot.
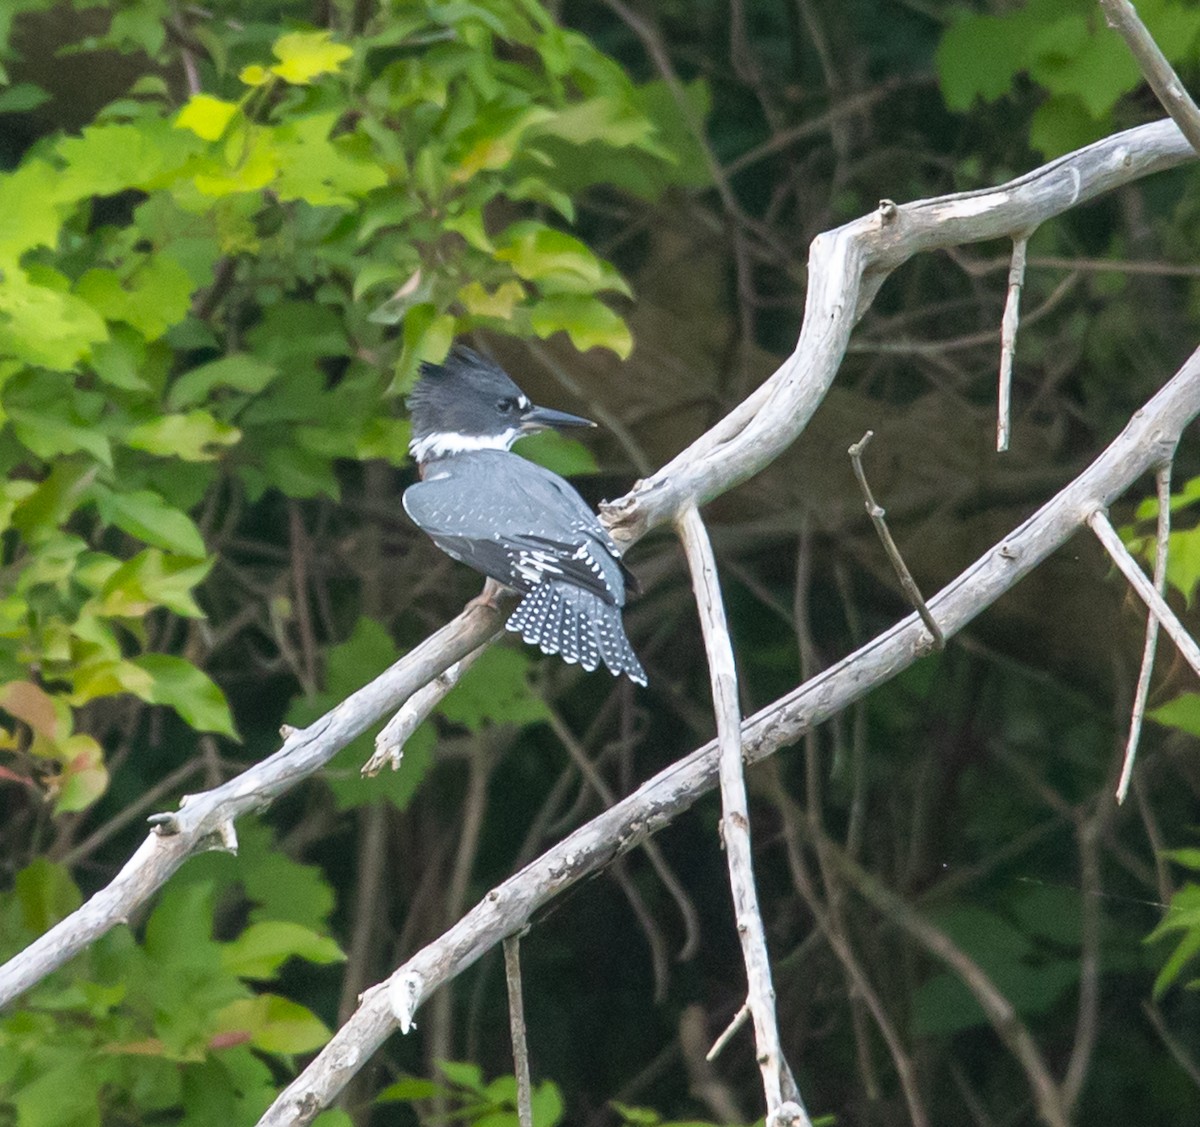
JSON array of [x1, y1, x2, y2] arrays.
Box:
[[407, 346, 595, 463]]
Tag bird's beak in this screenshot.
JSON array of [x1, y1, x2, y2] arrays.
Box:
[[519, 404, 597, 433]]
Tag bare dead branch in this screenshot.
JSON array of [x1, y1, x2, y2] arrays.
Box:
[[603, 119, 1196, 542], [676, 504, 805, 1125], [1118, 461, 1173, 802]]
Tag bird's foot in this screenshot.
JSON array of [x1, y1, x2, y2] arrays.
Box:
[[465, 577, 506, 613]]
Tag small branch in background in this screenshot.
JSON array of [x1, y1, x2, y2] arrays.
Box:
[[545, 704, 701, 964], [1089, 509, 1200, 678], [362, 638, 498, 776], [821, 838, 1069, 1127], [1117, 462, 1173, 801], [1142, 999, 1200, 1091], [503, 935, 534, 1127], [676, 504, 807, 1127], [848, 432, 944, 648], [167, 2, 203, 95], [1099, 0, 1200, 153], [769, 768, 930, 1127], [337, 803, 389, 1027], [997, 232, 1031, 451]]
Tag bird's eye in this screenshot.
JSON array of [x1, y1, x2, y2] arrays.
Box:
[[497, 397, 518, 413]]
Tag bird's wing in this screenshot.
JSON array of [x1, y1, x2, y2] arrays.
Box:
[[403, 452, 627, 603]]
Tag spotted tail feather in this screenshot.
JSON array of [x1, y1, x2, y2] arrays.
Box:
[[506, 582, 647, 686]]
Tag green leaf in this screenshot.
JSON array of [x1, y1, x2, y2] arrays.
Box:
[[75, 255, 194, 340], [53, 733, 109, 813], [438, 648, 550, 732], [0, 269, 108, 371], [0, 82, 49, 113], [220, 921, 344, 979], [273, 113, 388, 207], [124, 411, 241, 461], [176, 94, 240, 141], [131, 653, 237, 738], [270, 30, 353, 84], [528, 294, 632, 358], [1146, 884, 1200, 997], [438, 1060, 486, 1093], [377, 1077, 443, 1103], [55, 119, 199, 198], [97, 550, 211, 618], [216, 994, 331, 1054], [90, 328, 150, 391], [94, 487, 205, 556], [514, 430, 600, 476], [9, 1063, 101, 1127], [167, 353, 279, 410], [530, 1080, 565, 1127], [0, 159, 65, 261], [8, 403, 112, 467], [496, 222, 630, 296], [1161, 848, 1200, 872], [1148, 693, 1200, 736], [14, 857, 83, 935]]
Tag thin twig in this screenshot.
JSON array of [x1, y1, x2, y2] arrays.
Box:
[[705, 1002, 750, 1062], [1099, 0, 1200, 153], [1089, 509, 1200, 679], [1117, 461, 1173, 802], [503, 935, 534, 1127], [676, 504, 807, 1127], [362, 637, 499, 776], [848, 431, 944, 648], [997, 232, 1031, 451]]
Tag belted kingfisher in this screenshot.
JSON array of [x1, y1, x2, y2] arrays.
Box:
[[403, 346, 647, 686]]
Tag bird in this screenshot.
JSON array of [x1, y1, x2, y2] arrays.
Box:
[[403, 345, 647, 686]]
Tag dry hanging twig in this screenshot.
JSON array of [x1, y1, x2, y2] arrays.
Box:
[[997, 231, 1031, 451], [1117, 461, 1174, 803], [503, 935, 534, 1127]]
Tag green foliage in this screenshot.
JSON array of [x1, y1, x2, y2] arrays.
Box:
[[0, 0, 693, 816], [913, 895, 1081, 1035], [1145, 848, 1200, 996], [937, 0, 1200, 154], [0, 855, 343, 1126], [379, 1060, 565, 1126]]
